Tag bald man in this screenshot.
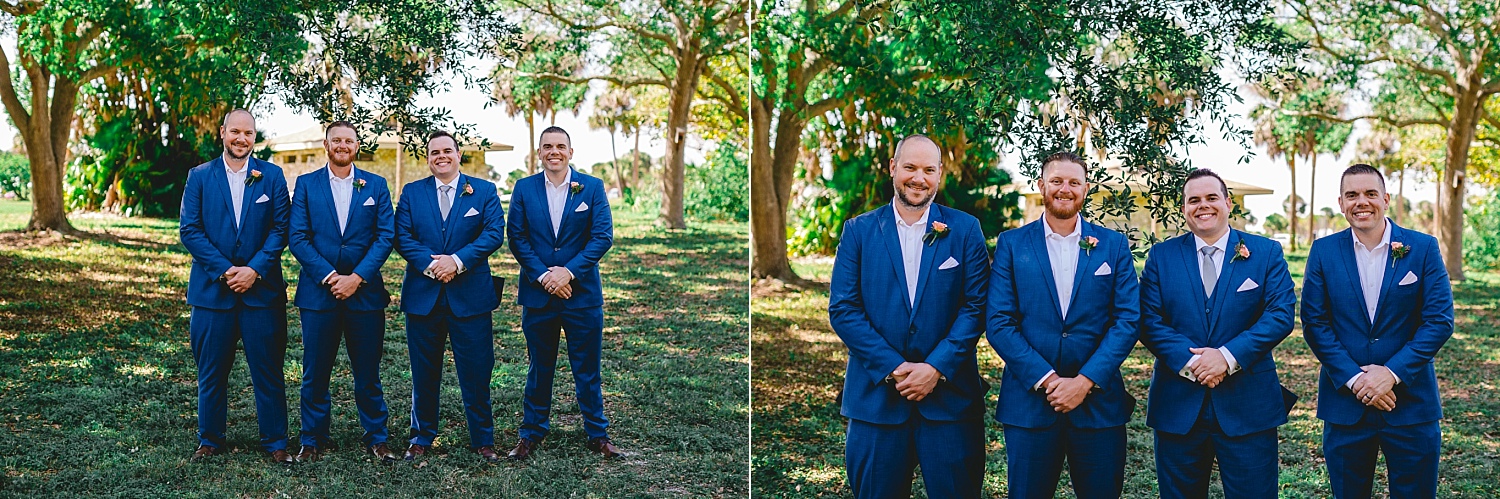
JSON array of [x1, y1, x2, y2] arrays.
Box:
[[178, 109, 293, 464]]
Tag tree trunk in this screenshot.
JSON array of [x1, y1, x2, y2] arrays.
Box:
[[657, 44, 706, 230], [1437, 89, 1480, 282], [632, 124, 642, 187], [608, 127, 627, 195], [750, 88, 816, 282], [14, 77, 79, 234], [1307, 150, 1317, 241], [1288, 155, 1298, 252], [526, 113, 537, 176], [1395, 166, 1405, 225]]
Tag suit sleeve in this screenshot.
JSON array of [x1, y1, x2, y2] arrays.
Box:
[[1138, 250, 1198, 372], [179, 168, 233, 278], [1077, 235, 1141, 393], [828, 220, 908, 385], [1301, 244, 1365, 390], [245, 169, 290, 279], [1221, 243, 1296, 371], [506, 184, 551, 284], [985, 235, 1057, 389], [1383, 240, 1455, 382], [453, 187, 505, 269], [353, 180, 395, 281], [288, 176, 335, 280], [925, 217, 989, 378], [394, 185, 438, 270], [564, 183, 613, 280]]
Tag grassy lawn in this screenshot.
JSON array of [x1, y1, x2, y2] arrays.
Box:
[[752, 252, 1500, 498], [0, 199, 748, 497]]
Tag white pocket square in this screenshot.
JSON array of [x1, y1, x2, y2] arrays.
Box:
[[255, 193, 269, 204], [463, 207, 479, 217], [575, 201, 589, 212], [362, 197, 375, 206], [1237, 278, 1259, 292], [1094, 262, 1112, 276], [938, 256, 959, 270], [1399, 271, 1418, 286]]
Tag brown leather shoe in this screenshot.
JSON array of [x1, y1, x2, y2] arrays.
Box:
[[506, 438, 539, 461], [475, 446, 501, 463], [269, 449, 294, 465], [190, 445, 223, 461], [368, 443, 398, 462], [403, 444, 428, 461], [295, 445, 321, 463], [586, 437, 623, 459]]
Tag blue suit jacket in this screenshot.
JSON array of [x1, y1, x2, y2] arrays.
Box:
[[179, 156, 290, 309], [1301, 221, 1453, 426], [506, 169, 613, 310], [394, 174, 504, 317], [1139, 230, 1297, 436], [986, 219, 1140, 429], [288, 166, 395, 311], [828, 204, 989, 425]]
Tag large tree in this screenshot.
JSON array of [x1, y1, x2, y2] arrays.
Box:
[[1286, 0, 1500, 281], [506, 0, 746, 229]]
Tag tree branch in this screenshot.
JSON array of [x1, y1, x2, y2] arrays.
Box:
[[518, 0, 675, 45], [520, 71, 669, 89], [702, 66, 746, 119], [1281, 109, 1446, 128], [0, 44, 31, 129]]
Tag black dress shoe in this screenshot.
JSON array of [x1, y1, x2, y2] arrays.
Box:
[[586, 437, 623, 459], [190, 445, 224, 461], [507, 438, 539, 461], [404, 444, 429, 461]]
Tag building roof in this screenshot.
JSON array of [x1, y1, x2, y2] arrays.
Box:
[[259, 126, 513, 152], [1017, 165, 1273, 196]]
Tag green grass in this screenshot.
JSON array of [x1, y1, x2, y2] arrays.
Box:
[[752, 253, 1500, 498], [0, 201, 748, 497]]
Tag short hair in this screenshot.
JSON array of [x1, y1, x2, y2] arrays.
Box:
[[426, 130, 457, 150], [1340, 163, 1386, 192], [892, 134, 941, 163], [324, 120, 357, 139], [539, 126, 571, 146], [1184, 168, 1229, 198], [221, 108, 254, 127], [1040, 151, 1088, 178]]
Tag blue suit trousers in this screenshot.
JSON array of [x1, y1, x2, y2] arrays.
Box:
[[1155, 398, 1279, 499], [190, 305, 288, 452], [845, 413, 985, 499], [1324, 413, 1440, 499], [518, 305, 609, 442], [405, 295, 495, 448], [297, 306, 389, 447]]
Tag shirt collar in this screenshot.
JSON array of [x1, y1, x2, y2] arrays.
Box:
[[224, 154, 250, 175], [1353, 218, 1394, 253], [327, 164, 355, 182], [1041, 216, 1082, 240], [1192, 231, 1231, 255], [544, 168, 573, 189], [891, 200, 931, 229], [436, 174, 462, 190]]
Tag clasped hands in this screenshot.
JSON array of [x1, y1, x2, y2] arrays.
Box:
[[540, 266, 573, 299], [1041, 373, 1094, 413], [322, 273, 365, 300], [1352, 365, 1398, 412], [427, 255, 459, 283], [1186, 347, 1231, 388], [220, 266, 260, 293], [890, 362, 941, 401]]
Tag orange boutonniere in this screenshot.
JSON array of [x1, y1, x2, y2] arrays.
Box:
[[353, 178, 366, 191], [922, 221, 949, 246], [1231, 241, 1250, 262], [1390, 241, 1408, 267], [461, 182, 474, 196], [569, 181, 583, 195], [1080, 235, 1099, 255], [245, 169, 263, 186]]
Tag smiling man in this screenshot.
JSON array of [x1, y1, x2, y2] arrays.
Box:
[[1302, 164, 1453, 498], [986, 151, 1139, 499], [828, 134, 989, 498], [1138, 169, 1297, 499], [394, 131, 506, 463]]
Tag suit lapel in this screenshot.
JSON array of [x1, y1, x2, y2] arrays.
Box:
[[877, 207, 913, 316], [557, 169, 586, 239], [1373, 223, 1405, 329], [910, 206, 942, 313], [207, 158, 236, 231], [442, 174, 468, 247], [1025, 221, 1064, 322], [1332, 230, 1374, 331], [314, 166, 342, 237], [237, 158, 262, 238], [530, 173, 556, 245], [1207, 230, 1242, 334], [1065, 222, 1097, 322], [1176, 235, 1211, 334]]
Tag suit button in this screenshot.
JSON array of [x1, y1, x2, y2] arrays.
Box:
[[1061, 332, 1069, 338], [909, 326, 917, 335], [554, 247, 560, 252], [340, 244, 346, 249], [1205, 308, 1211, 314]]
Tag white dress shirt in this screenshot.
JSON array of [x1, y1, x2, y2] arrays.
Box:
[[224, 155, 248, 229], [1347, 219, 1399, 388], [329, 166, 355, 235], [1035, 217, 1082, 389], [426, 175, 465, 275], [537, 170, 576, 284], [1180, 233, 1241, 380], [892, 201, 931, 307]]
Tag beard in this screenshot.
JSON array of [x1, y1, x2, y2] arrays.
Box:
[[894, 182, 935, 210], [1044, 193, 1082, 219], [328, 149, 355, 167], [224, 144, 250, 160]]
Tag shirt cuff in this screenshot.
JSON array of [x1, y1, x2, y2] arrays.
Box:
[[1390, 370, 1401, 384], [1218, 347, 1240, 374], [1345, 372, 1364, 390], [450, 255, 465, 274], [559, 267, 574, 281], [323, 271, 338, 285], [1033, 370, 1056, 390], [537, 270, 549, 283], [1179, 354, 1202, 382]]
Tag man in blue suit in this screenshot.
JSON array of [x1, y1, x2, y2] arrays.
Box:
[[178, 109, 293, 464], [1302, 163, 1453, 499], [505, 126, 619, 460], [987, 151, 1140, 499], [394, 130, 506, 462], [1139, 169, 1297, 498], [828, 135, 990, 499], [287, 121, 398, 463]]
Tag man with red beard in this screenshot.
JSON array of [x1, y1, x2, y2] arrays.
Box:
[[986, 152, 1139, 498], [287, 121, 398, 462], [828, 135, 990, 498]]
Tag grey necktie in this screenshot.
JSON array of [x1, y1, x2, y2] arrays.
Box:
[[438, 185, 453, 221], [1201, 246, 1219, 298]]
